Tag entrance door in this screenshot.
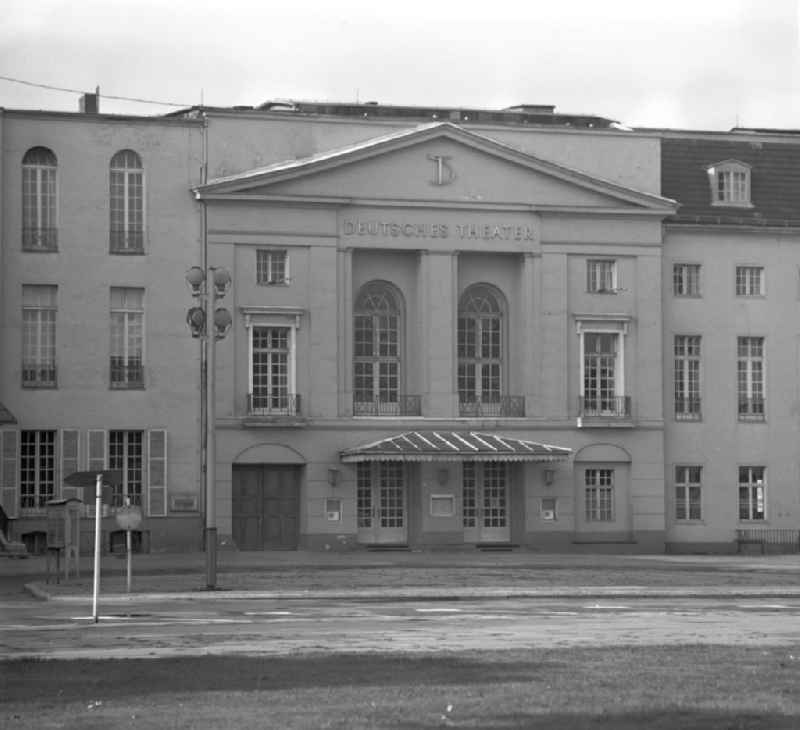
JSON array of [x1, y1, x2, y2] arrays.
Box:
[[232, 465, 300, 550], [357, 462, 407, 544], [463, 462, 510, 543]]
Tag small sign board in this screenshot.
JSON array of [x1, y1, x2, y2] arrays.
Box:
[[115, 504, 143, 531]]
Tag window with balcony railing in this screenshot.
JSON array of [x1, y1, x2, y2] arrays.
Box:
[[110, 287, 145, 389], [22, 285, 57, 389]]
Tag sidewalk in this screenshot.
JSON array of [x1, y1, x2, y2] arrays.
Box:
[[6, 549, 800, 602]]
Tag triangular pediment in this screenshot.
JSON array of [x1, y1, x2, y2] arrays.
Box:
[[196, 123, 676, 214]]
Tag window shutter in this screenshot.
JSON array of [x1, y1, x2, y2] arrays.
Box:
[[1, 430, 19, 518], [148, 429, 167, 516], [61, 429, 80, 500], [87, 429, 107, 473]]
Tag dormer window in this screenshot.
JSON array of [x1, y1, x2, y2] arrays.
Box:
[[707, 160, 751, 207]]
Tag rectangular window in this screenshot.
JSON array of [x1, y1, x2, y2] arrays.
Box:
[[717, 170, 749, 204], [737, 336, 765, 421], [675, 465, 702, 521], [109, 430, 143, 507], [251, 326, 291, 413], [587, 260, 616, 293], [738, 466, 765, 521], [736, 266, 764, 297], [19, 430, 56, 510], [735, 266, 764, 296], [673, 264, 700, 297], [256, 249, 288, 285], [22, 285, 57, 387], [585, 468, 614, 521], [110, 287, 144, 388], [674, 335, 701, 420], [583, 332, 622, 415]]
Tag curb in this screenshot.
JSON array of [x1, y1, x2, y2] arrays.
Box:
[[26, 583, 800, 604]]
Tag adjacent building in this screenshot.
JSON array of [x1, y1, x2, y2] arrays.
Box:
[[1, 97, 798, 554]]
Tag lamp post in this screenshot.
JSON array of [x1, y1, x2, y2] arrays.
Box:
[[186, 265, 232, 589]]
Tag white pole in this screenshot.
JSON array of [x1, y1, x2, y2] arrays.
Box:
[[125, 497, 132, 593], [92, 473, 102, 623]]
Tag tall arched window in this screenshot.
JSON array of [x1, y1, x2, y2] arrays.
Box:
[[458, 284, 508, 416], [354, 282, 414, 416], [110, 149, 144, 253], [22, 147, 58, 251]]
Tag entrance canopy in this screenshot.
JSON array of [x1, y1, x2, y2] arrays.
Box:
[[0, 401, 16, 424], [340, 431, 571, 463]]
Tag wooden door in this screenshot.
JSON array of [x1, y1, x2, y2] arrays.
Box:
[[232, 465, 300, 550]]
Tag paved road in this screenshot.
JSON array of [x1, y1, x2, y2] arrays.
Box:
[[3, 594, 800, 660]]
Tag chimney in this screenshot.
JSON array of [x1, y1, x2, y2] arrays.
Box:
[[80, 86, 100, 114]]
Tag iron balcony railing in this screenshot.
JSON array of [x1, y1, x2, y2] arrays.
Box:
[[674, 397, 702, 421], [353, 394, 422, 416], [110, 360, 144, 388], [248, 392, 302, 416], [578, 395, 631, 418], [22, 362, 57, 388], [738, 397, 765, 421], [110, 228, 144, 253], [459, 396, 525, 417], [22, 227, 58, 251]]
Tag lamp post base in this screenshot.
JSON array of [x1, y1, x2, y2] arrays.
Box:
[[205, 526, 217, 589]]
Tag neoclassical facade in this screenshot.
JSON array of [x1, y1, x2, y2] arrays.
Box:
[[2, 98, 799, 553]]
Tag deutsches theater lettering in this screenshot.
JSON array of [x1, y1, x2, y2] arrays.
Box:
[[342, 219, 535, 241]]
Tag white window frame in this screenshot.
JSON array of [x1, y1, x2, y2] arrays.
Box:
[[586, 259, 617, 293], [22, 284, 57, 388], [19, 429, 57, 513], [242, 306, 302, 415], [674, 465, 702, 521], [110, 149, 145, 253], [110, 287, 145, 389], [673, 263, 701, 297], [708, 160, 752, 207], [738, 465, 766, 521], [674, 335, 702, 421], [735, 265, 764, 297], [108, 430, 144, 508], [576, 317, 629, 418], [22, 147, 58, 251], [584, 468, 614, 522], [737, 336, 765, 421], [256, 249, 289, 285]]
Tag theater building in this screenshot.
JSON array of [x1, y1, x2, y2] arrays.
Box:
[[195, 110, 675, 551], [2, 98, 798, 553]]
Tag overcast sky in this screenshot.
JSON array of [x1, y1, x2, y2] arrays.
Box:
[[1, 0, 799, 130]]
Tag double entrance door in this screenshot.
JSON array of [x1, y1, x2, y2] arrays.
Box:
[[357, 462, 407, 544], [463, 462, 510, 543], [232, 465, 300, 550]]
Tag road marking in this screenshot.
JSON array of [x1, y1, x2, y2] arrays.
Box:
[[415, 607, 463, 613], [585, 604, 631, 610], [736, 604, 789, 610], [244, 611, 292, 616]]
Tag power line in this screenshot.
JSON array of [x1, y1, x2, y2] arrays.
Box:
[[0, 74, 195, 108]]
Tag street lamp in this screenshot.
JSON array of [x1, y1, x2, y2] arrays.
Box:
[[185, 265, 232, 589]]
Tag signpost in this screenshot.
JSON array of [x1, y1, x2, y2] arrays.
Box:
[[63, 470, 122, 623], [115, 500, 142, 593]]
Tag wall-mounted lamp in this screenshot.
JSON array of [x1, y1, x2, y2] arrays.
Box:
[[544, 469, 555, 486], [437, 468, 449, 486], [328, 468, 340, 488]]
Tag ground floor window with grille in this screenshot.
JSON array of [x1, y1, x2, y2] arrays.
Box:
[[585, 468, 614, 522], [109, 430, 143, 507], [739, 466, 765, 521], [20, 430, 56, 510], [675, 465, 702, 520]]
